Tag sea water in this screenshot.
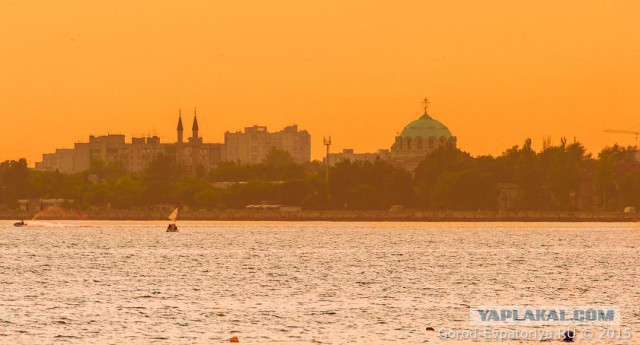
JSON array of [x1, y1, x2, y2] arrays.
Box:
[[1, 221, 638, 344]]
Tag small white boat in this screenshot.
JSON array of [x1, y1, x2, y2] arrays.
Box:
[[166, 208, 178, 232]]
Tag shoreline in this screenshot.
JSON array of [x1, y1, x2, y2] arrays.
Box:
[[1, 209, 639, 222]]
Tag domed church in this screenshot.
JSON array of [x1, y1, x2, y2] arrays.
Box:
[[391, 98, 457, 170]]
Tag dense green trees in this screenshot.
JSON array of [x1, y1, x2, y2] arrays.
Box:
[[413, 143, 497, 210], [210, 149, 307, 182], [2, 141, 640, 211], [595, 145, 640, 209], [0, 158, 29, 205], [329, 160, 413, 209]]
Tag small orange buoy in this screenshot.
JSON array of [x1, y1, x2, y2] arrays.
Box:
[[230, 336, 239, 343]]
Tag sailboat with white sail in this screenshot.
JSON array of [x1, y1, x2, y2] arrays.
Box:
[[167, 207, 178, 232]]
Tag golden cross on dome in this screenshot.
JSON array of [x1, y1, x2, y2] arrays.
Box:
[[422, 97, 430, 113]]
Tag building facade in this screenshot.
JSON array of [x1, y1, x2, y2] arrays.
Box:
[[326, 149, 391, 167], [225, 125, 311, 164], [36, 111, 226, 174], [390, 108, 457, 171], [322, 101, 457, 171], [36, 111, 310, 173]]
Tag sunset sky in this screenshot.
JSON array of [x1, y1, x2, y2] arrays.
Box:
[[1, 1, 639, 165]]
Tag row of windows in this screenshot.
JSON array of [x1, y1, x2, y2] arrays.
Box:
[[396, 136, 451, 150]]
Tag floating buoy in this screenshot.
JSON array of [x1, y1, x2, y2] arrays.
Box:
[[425, 327, 435, 331], [230, 336, 239, 343]]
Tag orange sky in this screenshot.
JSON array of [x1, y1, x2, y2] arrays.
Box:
[[1, 1, 639, 165]]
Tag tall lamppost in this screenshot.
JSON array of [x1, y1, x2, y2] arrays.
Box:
[[323, 136, 331, 183]]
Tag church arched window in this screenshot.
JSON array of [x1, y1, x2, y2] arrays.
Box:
[[417, 138, 423, 149]]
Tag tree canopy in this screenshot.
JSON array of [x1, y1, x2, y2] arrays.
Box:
[[2, 139, 640, 211]]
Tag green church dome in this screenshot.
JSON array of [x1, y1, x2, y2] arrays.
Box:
[[399, 112, 452, 138]]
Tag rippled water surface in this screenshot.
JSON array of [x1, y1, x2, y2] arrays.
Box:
[[1, 221, 639, 344]]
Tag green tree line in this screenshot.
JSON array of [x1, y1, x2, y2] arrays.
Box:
[[2, 141, 640, 211]]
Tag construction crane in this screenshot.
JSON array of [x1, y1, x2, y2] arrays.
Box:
[[604, 129, 639, 145]]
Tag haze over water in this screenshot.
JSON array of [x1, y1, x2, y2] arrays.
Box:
[[1, 221, 639, 344]]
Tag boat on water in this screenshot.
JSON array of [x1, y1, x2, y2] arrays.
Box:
[[167, 208, 178, 232], [14, 220, 26, 227]]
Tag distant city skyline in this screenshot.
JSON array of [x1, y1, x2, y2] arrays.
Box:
[[35, 113, 311, 173], [2, 1, 639, 165]]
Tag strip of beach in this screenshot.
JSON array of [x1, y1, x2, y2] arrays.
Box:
[[2, 209, 638, 222]]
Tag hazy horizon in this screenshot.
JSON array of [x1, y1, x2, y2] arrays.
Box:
[[2, 1, 639, 165]]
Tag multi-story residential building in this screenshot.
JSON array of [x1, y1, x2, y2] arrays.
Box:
[[35, 111, 309, 173], [35, 110, 226, 175], [325, 148, 391, 167], [224, 125, 311, 164]]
